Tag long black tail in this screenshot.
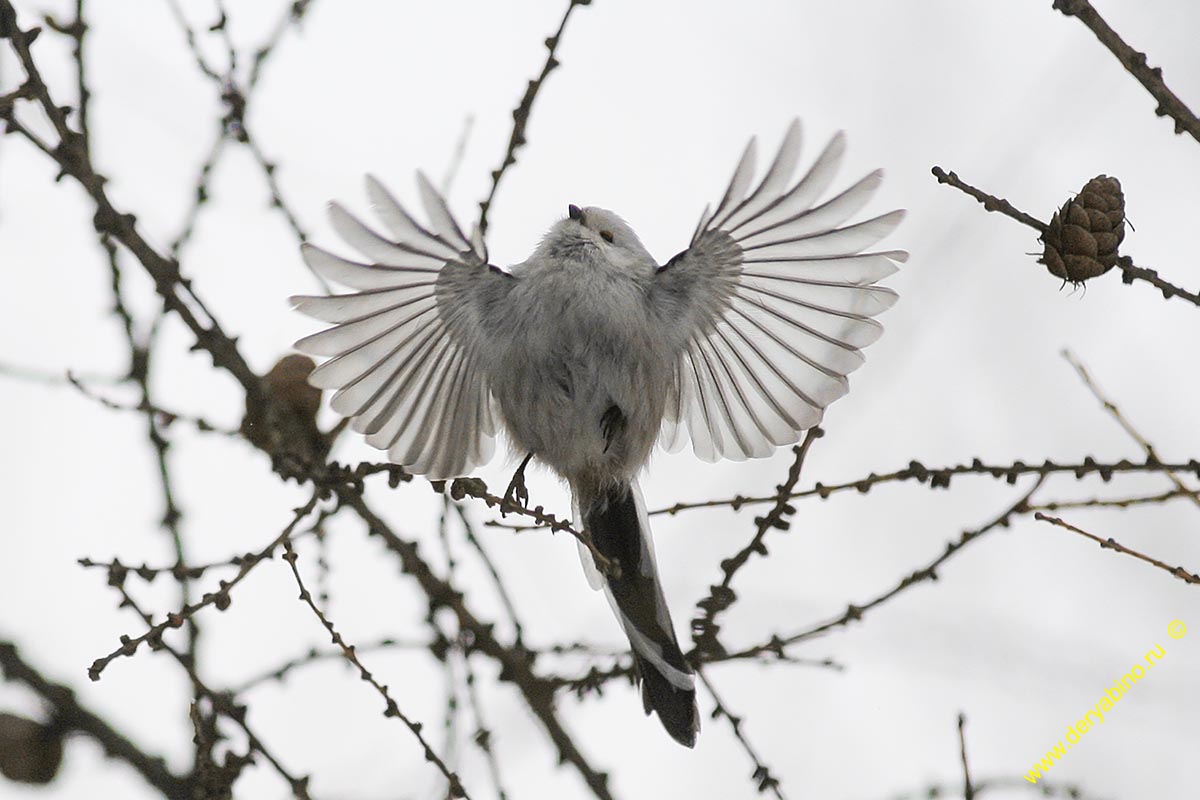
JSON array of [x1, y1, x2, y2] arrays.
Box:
[[581, 481, 699, 747]]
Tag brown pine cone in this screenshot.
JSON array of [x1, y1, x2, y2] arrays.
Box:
[[1039, 175, 1125, 283], [241, 354, 326, 461]]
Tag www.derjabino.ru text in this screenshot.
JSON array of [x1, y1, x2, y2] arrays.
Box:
[[1025, 620, 1187, 783]]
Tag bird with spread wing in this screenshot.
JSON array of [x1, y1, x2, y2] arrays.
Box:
[[292, 120, 905, 747]]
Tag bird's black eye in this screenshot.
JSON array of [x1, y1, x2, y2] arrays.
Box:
[[600, 230, 614, 243]]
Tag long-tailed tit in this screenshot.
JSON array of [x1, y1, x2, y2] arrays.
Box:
[[292, 120, 905, 747]]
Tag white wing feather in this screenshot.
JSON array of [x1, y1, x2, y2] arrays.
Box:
[[292, 176, 508, 479], [655, 120, 905, 462]]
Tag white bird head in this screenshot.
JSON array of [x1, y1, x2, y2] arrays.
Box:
[[540, 204, 655, 270]]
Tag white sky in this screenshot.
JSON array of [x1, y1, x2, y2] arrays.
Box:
[[2, 1, 1199, 799]]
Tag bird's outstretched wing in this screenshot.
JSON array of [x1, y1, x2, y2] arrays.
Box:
[[291, 174, 511, 479], [652, 120, 905, 462]]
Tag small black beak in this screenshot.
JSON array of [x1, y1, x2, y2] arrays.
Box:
[[567, 204, 584, 222]]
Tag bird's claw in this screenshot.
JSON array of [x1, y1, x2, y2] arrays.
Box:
[[501, 453, 534, 515]]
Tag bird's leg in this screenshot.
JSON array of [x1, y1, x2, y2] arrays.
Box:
[[502, 452, 534, 514]]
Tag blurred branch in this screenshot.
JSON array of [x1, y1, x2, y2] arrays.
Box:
[[169, 130, 226, 258], [244, 131, 312, 247], [42, 0, 89, 150], [931, 166, 1200, 307], [1063, 349, 1200, 508], [885, 775, 1114, 799], [68, 372, 237, 435], [441, 114, 474, 196], [462, 653, 509, 800], [249, 0, 316, 89], [0, 641, 193, 798], [1034, 512, 1200, 585], [697, 668, 786, 800], [0, 361, 117, 385], [164, 0, 223, 80], [692, 429, 822, 657], [280, 538, 469, 798], [478, 0, 592, 237], [452, 501, 526, 646], [1052, 0, 1200, 144], [234, 637, 432, 692], [654, 454, 1199, 517], [958, 712, 975, 800]]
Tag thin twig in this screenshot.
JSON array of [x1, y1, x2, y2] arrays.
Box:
[[883, 775, 1112, 799], [441, 114, 474, 196], [68, 372, 237, 436], [931, 166, 1047, 232], [697, 668, 786, 800], [1063, 349, 1200, 509], [692, 429, 823, 657], [164, 0, 222, 81], [725, 478, 1046, 660], [453, 501, 525, 646], [478, 0, 592, 237], [248, 0, 316, 89], [280, 537, 470, 798], [1034, 512, 1200, 585], [234, 637, 434, 692], [170, 129, 227, 258], [653, 455, 1200, 517], [1028, 487, 1194, 512], [0, 361, 117, 385], [112, 584, 313, 798], [462, 653, 509, 800], [86, 495, 320, 680], [958, 712, 975, 800]]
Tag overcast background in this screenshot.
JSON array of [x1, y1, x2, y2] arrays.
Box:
[[2, 1, 1199, 798]]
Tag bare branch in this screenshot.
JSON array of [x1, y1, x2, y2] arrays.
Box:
[[958, 712, 976, 800], [280, 538, 470, 798], [697, 669, 786, 800], [1052, 0, 1200, 144], [452, 501, 526, 645], [654, 455, 1200, 517], [1063, 349, 1200, 509], [477, 0, 592, 237], [726, 478, 1046, 659], [111, 584, 313, 798], [1028, 487, 1195, 512], [86, 495, 320, 680], [692, 429, 823, 657], [441, 114, 474, 195]]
